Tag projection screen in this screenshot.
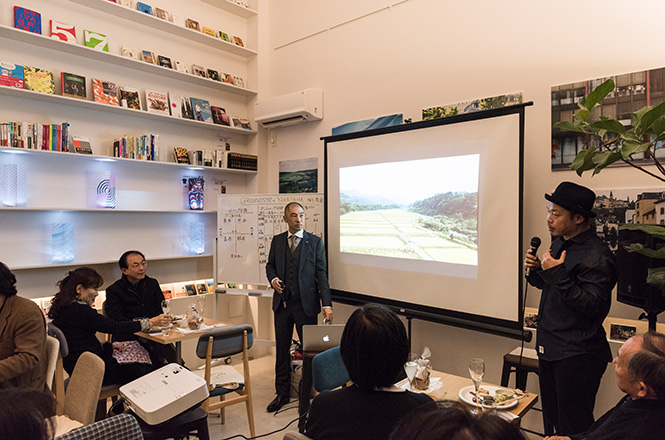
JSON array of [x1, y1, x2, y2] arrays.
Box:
[[324, 104, 529, 338]]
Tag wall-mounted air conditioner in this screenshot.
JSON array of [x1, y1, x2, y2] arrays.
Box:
[[254, 88, 323, 128]]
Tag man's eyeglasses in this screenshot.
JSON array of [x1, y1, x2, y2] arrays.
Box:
[[130, 261, 148, 269]]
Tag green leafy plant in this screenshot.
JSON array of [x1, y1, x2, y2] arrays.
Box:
[[553, 78, 665, 183]]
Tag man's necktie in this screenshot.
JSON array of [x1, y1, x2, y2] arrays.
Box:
[[290, 235, 297, 254]]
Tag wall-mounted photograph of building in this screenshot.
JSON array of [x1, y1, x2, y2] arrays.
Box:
[[552, 67, 665, 170]]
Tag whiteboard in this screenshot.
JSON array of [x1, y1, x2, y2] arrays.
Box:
[[216, 193, 325, 285]]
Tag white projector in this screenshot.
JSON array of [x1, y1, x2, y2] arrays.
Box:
[[119, 363, 209, 425]]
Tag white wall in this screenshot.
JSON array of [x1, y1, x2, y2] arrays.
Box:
[[259, 0, 665, 425]]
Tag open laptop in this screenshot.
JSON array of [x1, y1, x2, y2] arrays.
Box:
[[302, 324, 345, 352]]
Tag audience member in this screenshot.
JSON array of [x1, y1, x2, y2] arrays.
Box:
[[49, 267, 170, 385], [104, 250, 177, 366], [390, 400, 526, 440], [0, 261, 48, 390], [0, 388, 56, 440], [546, 331, 665, 440], [305, 303, 434, 440]]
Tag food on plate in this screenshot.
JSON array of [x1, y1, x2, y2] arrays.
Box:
[[494, 388, 515, 403]]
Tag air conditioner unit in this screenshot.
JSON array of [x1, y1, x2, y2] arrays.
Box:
[[254, 88, 323, 128]]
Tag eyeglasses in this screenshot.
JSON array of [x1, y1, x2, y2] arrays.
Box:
[[130, 261, 148, 269]]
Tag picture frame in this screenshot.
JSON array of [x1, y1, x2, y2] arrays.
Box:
[[610, 323, 637, 341]]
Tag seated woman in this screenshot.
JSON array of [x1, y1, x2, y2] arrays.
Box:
[[305, 303, 435, 440], [48, 267, 171, 385]]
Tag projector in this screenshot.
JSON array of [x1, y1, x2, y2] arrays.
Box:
[[119, 363, 209, 425]]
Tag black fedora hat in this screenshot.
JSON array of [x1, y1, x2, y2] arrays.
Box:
[[545, 181, 597, 218]]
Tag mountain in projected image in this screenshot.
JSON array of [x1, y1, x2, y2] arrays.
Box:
[[339, 155, 479, 265]]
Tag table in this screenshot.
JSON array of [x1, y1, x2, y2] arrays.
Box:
[[135, 317, 229, 364], [297, 355, 538, 433]]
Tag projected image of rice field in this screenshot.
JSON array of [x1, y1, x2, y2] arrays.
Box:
[[340, 208, 477, 264]]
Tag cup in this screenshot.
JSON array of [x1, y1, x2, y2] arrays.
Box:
[[481, 396, 497, 413]]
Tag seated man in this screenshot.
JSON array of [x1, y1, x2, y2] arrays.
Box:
[[104, 250, 176, 366], [0, 262, 48, 391], [547, 331, 665, 440]]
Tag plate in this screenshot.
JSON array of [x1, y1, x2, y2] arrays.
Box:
[[458, 385, 518, 409]]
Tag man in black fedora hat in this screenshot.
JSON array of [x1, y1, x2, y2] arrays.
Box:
[[525, 181, 617, 437]]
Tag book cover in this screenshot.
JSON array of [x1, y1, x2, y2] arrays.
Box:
[[145, 89, 169, 115], [174, 60, 188, 73], [207, 69, 220, 81], [118, 0, 134, 7], [23, 66, 55, 94], [136, 2, 153, 15], [14, 6, 41, 34], [211, 106, 230, 126], [233, 36, 244, 47], [185, 18, 200, 32], [202, 26, 216, 37], [61, 72, 86, 99], [190, 97, 213, 123], [84, 30, 109, 52], [154, 8, 170, 21], [206, 280, 214, 292], [121, 46, 140, 59], [171, 13, 185, 27], [50, 20, 76, 43], [0, 61, 25, 89], [192, 64, 206, 78], [162, 288, 173, 299], [218, 31, 231, 42], [174, 147, 189, 163], [196, 283, 207, 294], [233, 76, 245, 88], [141, 50, 156, 64], [185, 284, 196, 296], [222, 73, 234, 84], [119, 86, 141, 110], [157, 55, 172, 69], [92, 78, 119, 106], [168, 92, 194, 119]]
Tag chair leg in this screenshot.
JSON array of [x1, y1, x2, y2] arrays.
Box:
[[245, 395, 256, 438], [220, 394, 225, 424], [500, 360, 512, 388]]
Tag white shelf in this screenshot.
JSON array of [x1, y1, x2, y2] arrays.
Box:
[[199, 0, 258, 18], [10, 253, 212, 271], [0, 86, 256, 136], [66, 0, 258, 58], [0, 26, 257, 98], [0, 146, 257, 174]]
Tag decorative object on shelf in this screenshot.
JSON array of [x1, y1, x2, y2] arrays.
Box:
[[0, 61, 25, 89], [121, 46, 140, 60], [190, 98, 213, 123], [145, 89, 169, 115], [218, 31, 231, 42], [174, 147, 190, 164], [119, 86, 142, 110], [92, 78, 119, 106], [157, 55, 173, 69], [154, 7, 170, 21], [168, 92, 194, 119], [1, 163, 26, 207], [185, 18, 201, 32], [136, 2, 153, 15], [190, 222, 205, 255], [233, 36, 244, 47], [14, 6, 41, 34], [211, 106, 230, 126], [188, 176, 205, 210], [141, 50, 156, 64], [191, 64, 206, 78], [83, 30, 109, 52], [422, 92, 523, 121], [61, 72, 87, 100], [50, 20, 76, 43], [95, 171, 116, 209], [52, 222, 75, 264], [23, 66, 55, 94], [202, 27, 216, 37]]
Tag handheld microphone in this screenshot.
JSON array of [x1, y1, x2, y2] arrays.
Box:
[[525, 236, 541, 278]]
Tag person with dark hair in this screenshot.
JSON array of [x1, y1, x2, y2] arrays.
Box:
[[0, 261, 48, 390], [547, 331, 665, 440], [103, 250, 176, 366], [525, 182, 617, 436], [304, 303, 434, 440], [49, 267, 170, 385], [0, 388, 56, 440], [265, 202, 333, 412], [390, 400, 526, 440]]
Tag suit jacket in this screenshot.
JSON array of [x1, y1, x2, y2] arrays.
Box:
[[0, 295, 48, 390], [266, 230, 331, 316]]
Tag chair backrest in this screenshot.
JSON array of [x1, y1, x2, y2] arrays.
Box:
[[55, 413, 144, 440], [64, 351, 105, 425], [195, 324, 254, 359], [47, 321, 69, 358], [312, 346, 350, 392], [45, 335, 60, 390]]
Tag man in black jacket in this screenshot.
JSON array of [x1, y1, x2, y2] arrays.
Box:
[[104, 250, 175, 365]]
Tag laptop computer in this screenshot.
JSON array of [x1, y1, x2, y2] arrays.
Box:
[[302, 324, 345, 352]]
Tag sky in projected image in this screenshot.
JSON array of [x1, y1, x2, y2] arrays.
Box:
[[339, 154, 479, 265]]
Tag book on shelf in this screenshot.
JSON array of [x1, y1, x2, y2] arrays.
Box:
[[185, 284, 196, 296], [145, 89, 169, 115], [207, 69, 220, 82], [196, 283, 207, 294], [71, 135, 93, 154], [50, 20, 76, 43], [119, 86, 142, 110], [190, 98, 213, 123], [233, 76, 245, 88], [136, 2, 153, 15], [218, 31, 231, 42], [121, 46, 140, 60], [222, 72, 234, 84], [141, 50, 156, 64], [211, 106, 230, 126], [1, 121, 69, 151], [168, 92, 194, 119], [171, 13, 185, 27], [202, 27, 216, 37], [191, 65, 206, 78], [92, 78, 119, 106], [84, 30, 109, 52], [23, 66, 55, 94], [162, 288, 173, 299], [225, 152, 258, 171], [174, 60, 188, 73], [157, 55, 173, 69], [185, 19, 200, 32], [112, 134, 159, 160], [61, 72, 86, 100], [0, 61, 25, 89], [14, 6, 41, 34], [233, 36, 244, 47], [154, 8, 170, 21], [174, 147, 189, 164], [118, 0, 134, 7]]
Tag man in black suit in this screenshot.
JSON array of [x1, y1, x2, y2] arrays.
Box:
[[265, 202, 333, 412]]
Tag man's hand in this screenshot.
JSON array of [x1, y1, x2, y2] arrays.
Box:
[[149, 314, 171, 327], [322, 307, 333, 323], [524, 249, 542, 273], [542, 249, 566, 270], [271, 277, 284, 294]]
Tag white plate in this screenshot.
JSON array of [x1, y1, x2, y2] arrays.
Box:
[[458, 385, 518, 409]]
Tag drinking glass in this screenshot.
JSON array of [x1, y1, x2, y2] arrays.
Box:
[[469, 358, 485, 414], [404, 353, 418, 390], [196, 296, 206, 317], [161, 299, 170, 315]]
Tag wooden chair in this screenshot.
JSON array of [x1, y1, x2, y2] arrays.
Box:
[[45, 335, 60, 393], [194, 324, 255, 438]]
